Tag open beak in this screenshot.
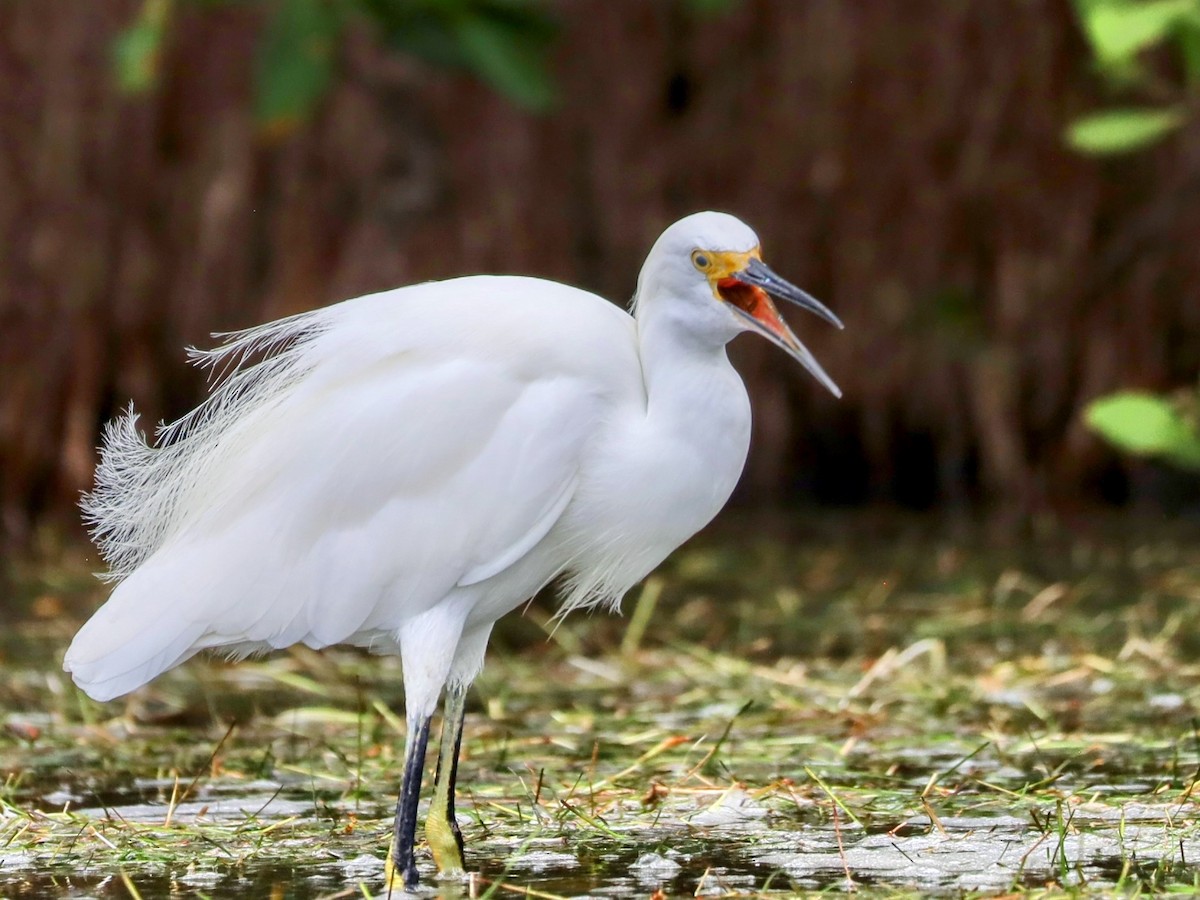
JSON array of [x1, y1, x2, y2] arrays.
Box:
[[716, 255, 844, 398]]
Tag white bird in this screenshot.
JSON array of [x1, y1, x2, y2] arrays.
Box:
[[64, 211, 842, 889]]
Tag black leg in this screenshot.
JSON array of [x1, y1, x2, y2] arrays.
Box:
[[389, 714, 432, 892], [427, 685, 468, 871]]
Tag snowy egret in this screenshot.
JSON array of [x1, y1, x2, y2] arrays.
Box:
[[64, 211, 842, 889]]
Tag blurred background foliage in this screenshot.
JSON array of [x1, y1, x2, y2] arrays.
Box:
[[1086, 388, 1200, 468], [1067, 0, 1200, 154], [2, 0, 1200, 548], [1068, 0, 1200, 469], [115, 0, 562, 123]]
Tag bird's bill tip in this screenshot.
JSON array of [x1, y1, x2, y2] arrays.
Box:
[[723, 290, 842, 398]]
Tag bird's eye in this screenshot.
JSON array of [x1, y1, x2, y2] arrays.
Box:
[[692, 251, 711, 271]]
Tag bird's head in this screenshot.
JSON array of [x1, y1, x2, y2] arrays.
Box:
[[636, 211, 843, 397]]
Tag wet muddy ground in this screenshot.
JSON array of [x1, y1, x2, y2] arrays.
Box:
[[3, 513, 1200, 897]]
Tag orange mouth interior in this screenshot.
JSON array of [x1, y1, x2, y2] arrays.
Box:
[[717, 277, 786, 335]]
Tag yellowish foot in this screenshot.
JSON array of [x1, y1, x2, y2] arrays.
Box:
[[384, 842, 414, 893], [426, 810, 465, 874], [384, 843, 398, 890]]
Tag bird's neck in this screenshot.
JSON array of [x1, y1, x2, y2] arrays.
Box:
[[624, 303, 753, 537], [635, 304, 749, 437]]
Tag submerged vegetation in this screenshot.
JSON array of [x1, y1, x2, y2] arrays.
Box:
[[3, 513, 1200, 897]]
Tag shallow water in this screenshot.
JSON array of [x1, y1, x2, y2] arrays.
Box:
[[6, 789, 1198, 897], [3, 514, 1200, 897]]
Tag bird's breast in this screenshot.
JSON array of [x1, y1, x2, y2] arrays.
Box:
[[602, 390, 750, 535], [555, 360, 753, 605]]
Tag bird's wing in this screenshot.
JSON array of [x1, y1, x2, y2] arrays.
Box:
[[65, 278, 641, 700]]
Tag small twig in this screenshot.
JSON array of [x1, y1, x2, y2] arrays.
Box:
[[589, 735, 688, 792], [680, 700, 752, 781], [87, 824, 118, 850], [163, 773, 181, 828], [1023, 726, 1050, 776], [178, 719, 238, 806], [1017, 830, 1052, 877], [831, 802, 856, 892], [473, 880, 570, 900], [921, 797, 946, 835], [1175, 718, 1200, 809], [244, 784, 285, 826], [923, 741, 991, 796], [805, 766, 862, 828], [119, 870, 144, 900], [557, 799, 622, 841]]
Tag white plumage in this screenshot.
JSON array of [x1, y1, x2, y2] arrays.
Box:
[[64, 211, 841, 887]]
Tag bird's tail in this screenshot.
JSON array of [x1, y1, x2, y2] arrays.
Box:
[[63, 561, 206, 702]]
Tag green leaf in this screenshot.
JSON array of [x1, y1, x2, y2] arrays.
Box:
[[382, 15, 471, 69], [360, 0, 468, 67], [357, 0, 558, 111], [113, 0, 173, 94], [255, 0, 343, 133], [1085, 392, 1200, 469], [1081, 0, 1195, 65], [453, 9, 556, 111], [1176, 14, 1200, 85], [1065, 107, 1184, 154]]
